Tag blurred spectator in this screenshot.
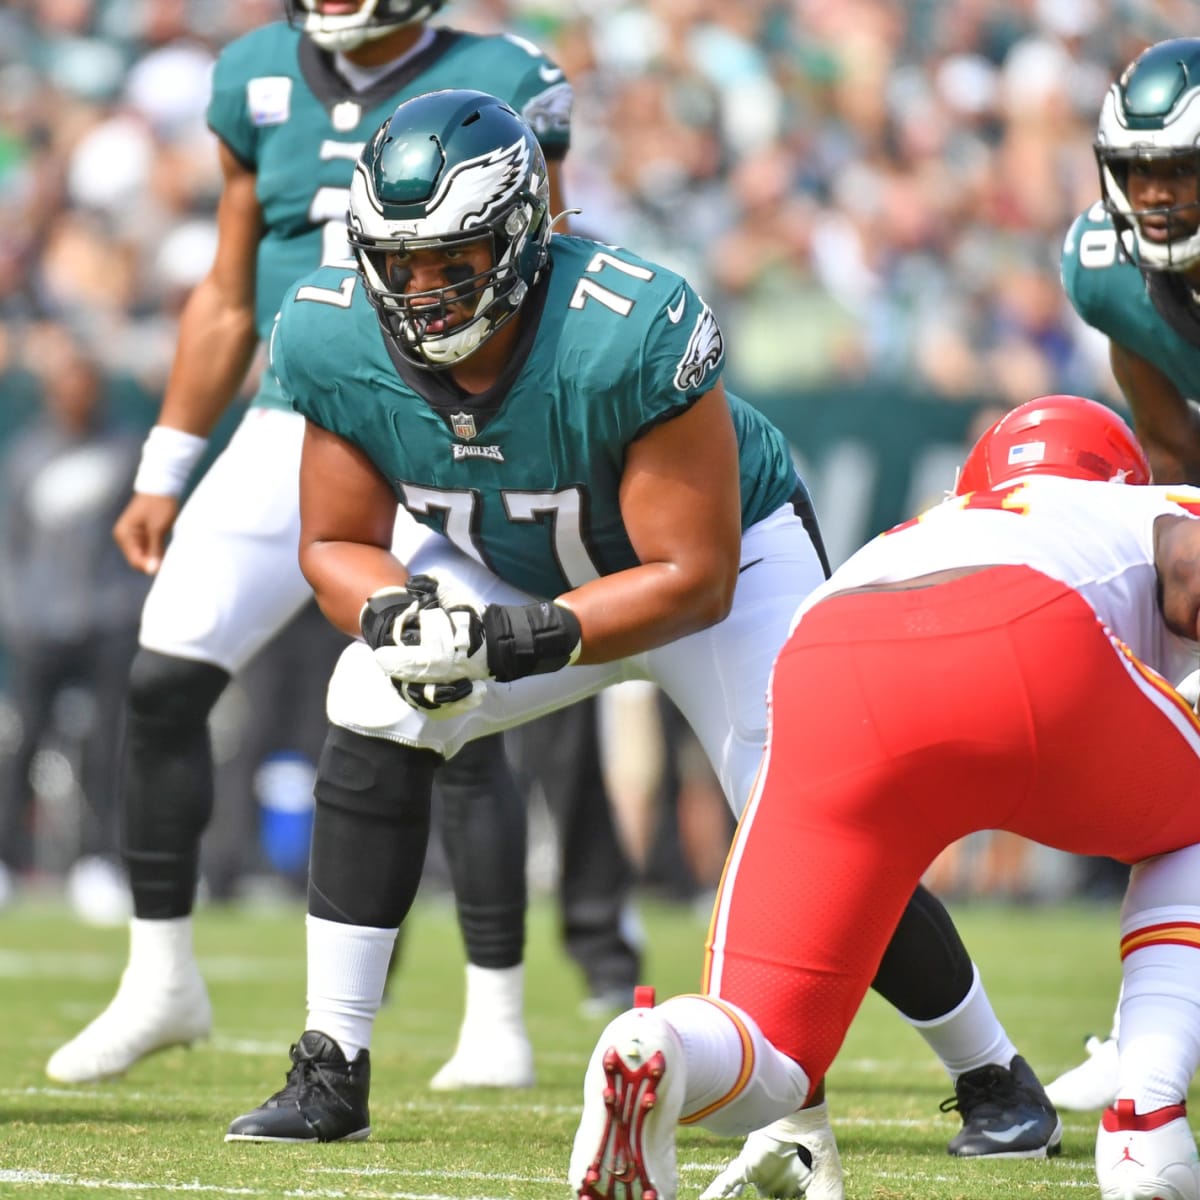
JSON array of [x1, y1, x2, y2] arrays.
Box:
[[0, 323, 148, 918], [1, 0, 1191, 415], [0, 0, 1193, 909]]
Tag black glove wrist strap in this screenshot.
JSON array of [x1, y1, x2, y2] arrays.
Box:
[[482, 601, 582, 682]]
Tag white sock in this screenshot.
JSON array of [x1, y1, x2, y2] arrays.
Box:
[[1109, 982, 1123, 1042], [459, 963, 527, 1035], [905, 964, 1018, 1082], [656, 994, 809, 1137], [126, 916, 196, 981], [305, 914, 397, 1060], [1119, 925, 1200, 1109]]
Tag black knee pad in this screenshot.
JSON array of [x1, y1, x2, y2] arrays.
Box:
[[121, 651, 230, 919], [314, 724, 441, 820], [309, 725, 441, 927], [127, 648, 230, 735]]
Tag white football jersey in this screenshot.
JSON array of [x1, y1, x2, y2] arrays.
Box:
[[793, 476, 1200, 685]]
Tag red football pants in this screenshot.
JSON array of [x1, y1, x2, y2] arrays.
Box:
[[704, 565, 1200, 1086]]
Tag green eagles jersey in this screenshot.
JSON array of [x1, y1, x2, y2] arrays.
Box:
[[273, 235, 799, 599], [1062, 202, 1200, 401], [206, 20, 571, 409]]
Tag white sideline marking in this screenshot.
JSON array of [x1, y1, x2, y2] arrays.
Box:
[[0, 1172, 509, 1199], [311, 1167, 562, 1183]]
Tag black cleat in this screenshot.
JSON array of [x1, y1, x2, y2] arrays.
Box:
[[943, 1054, 1063, 1159], [225, 1030, 371, 1143]]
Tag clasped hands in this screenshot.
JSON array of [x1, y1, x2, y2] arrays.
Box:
[[360, 574, 584, 718], [359, 575, 489, 717]]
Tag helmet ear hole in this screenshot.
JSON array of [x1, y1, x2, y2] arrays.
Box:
[[955, 395, 1151, 494]]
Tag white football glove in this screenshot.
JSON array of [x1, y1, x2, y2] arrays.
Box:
[[700, 1104, 842, 1200], [361, 575, 489, 685]]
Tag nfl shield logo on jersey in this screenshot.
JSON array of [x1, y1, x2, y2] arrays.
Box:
[[451, 412, 477, 440]]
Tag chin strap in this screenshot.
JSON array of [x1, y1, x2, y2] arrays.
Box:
[[547, 208, 582, 235]]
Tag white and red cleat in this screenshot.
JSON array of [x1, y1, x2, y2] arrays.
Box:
[[1096, 1099, 1200, 1200], [569, 987, 685, 1200]]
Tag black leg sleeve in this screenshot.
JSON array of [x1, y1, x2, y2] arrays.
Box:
[[437, 732, 527, 969], [120, 649, 230, 919], [869, 883, 976, 1022], [308, 724, 440, 929]]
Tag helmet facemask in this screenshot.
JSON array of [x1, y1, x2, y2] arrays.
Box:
[[284, 0, 446, 53], [355, 207, 544, 368], [1097, 144, 1200, 271]]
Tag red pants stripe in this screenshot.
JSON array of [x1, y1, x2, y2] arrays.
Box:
[[704, 566, 1200, 1085]]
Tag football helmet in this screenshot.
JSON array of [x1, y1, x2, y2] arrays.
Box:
[[955, 394, 1151, 494], [284, 0, 447, 53], [348, 90, 551, 369], [1095, 38, 1200, 270]]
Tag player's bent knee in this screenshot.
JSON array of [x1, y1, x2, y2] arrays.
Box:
[[127, 648, 230, 732], [314, 724, 441, 821]]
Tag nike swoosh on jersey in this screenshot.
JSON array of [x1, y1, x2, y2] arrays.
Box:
[[738, 558, 764, 574], [666, 293, 686, 324], [980, 1119, 1040, 1144], [539, 64, 564, 82]]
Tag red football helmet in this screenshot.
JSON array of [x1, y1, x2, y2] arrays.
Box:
[[954, 394, 1151, 495]]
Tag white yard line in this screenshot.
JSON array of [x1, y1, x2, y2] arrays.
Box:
[[0, 1172, 512, 1200]]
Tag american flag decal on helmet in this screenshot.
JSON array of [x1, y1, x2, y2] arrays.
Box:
[[451, 411, 477, 440]]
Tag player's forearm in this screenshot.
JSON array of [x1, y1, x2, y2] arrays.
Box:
[[558, 560, 736, 664], [1143, 444, 1200, 486], [1133, 405, 1200, 484], [1109, 343, 1200, 483], [157, 278, 260, 437]]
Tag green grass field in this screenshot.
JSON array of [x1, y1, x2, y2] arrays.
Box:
[[0, 894, 1146, 1198]]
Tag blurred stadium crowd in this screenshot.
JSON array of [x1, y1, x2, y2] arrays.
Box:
[[0, 0, 1190, 399], [0, 0, 1189, 912]]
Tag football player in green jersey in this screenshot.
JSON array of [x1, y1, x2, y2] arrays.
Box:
[[1050, 37, 1200, 1115], [224, 92, 1059, 1190], [1061, 37, 1200, 485], [44, 0, 614, 1097]]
